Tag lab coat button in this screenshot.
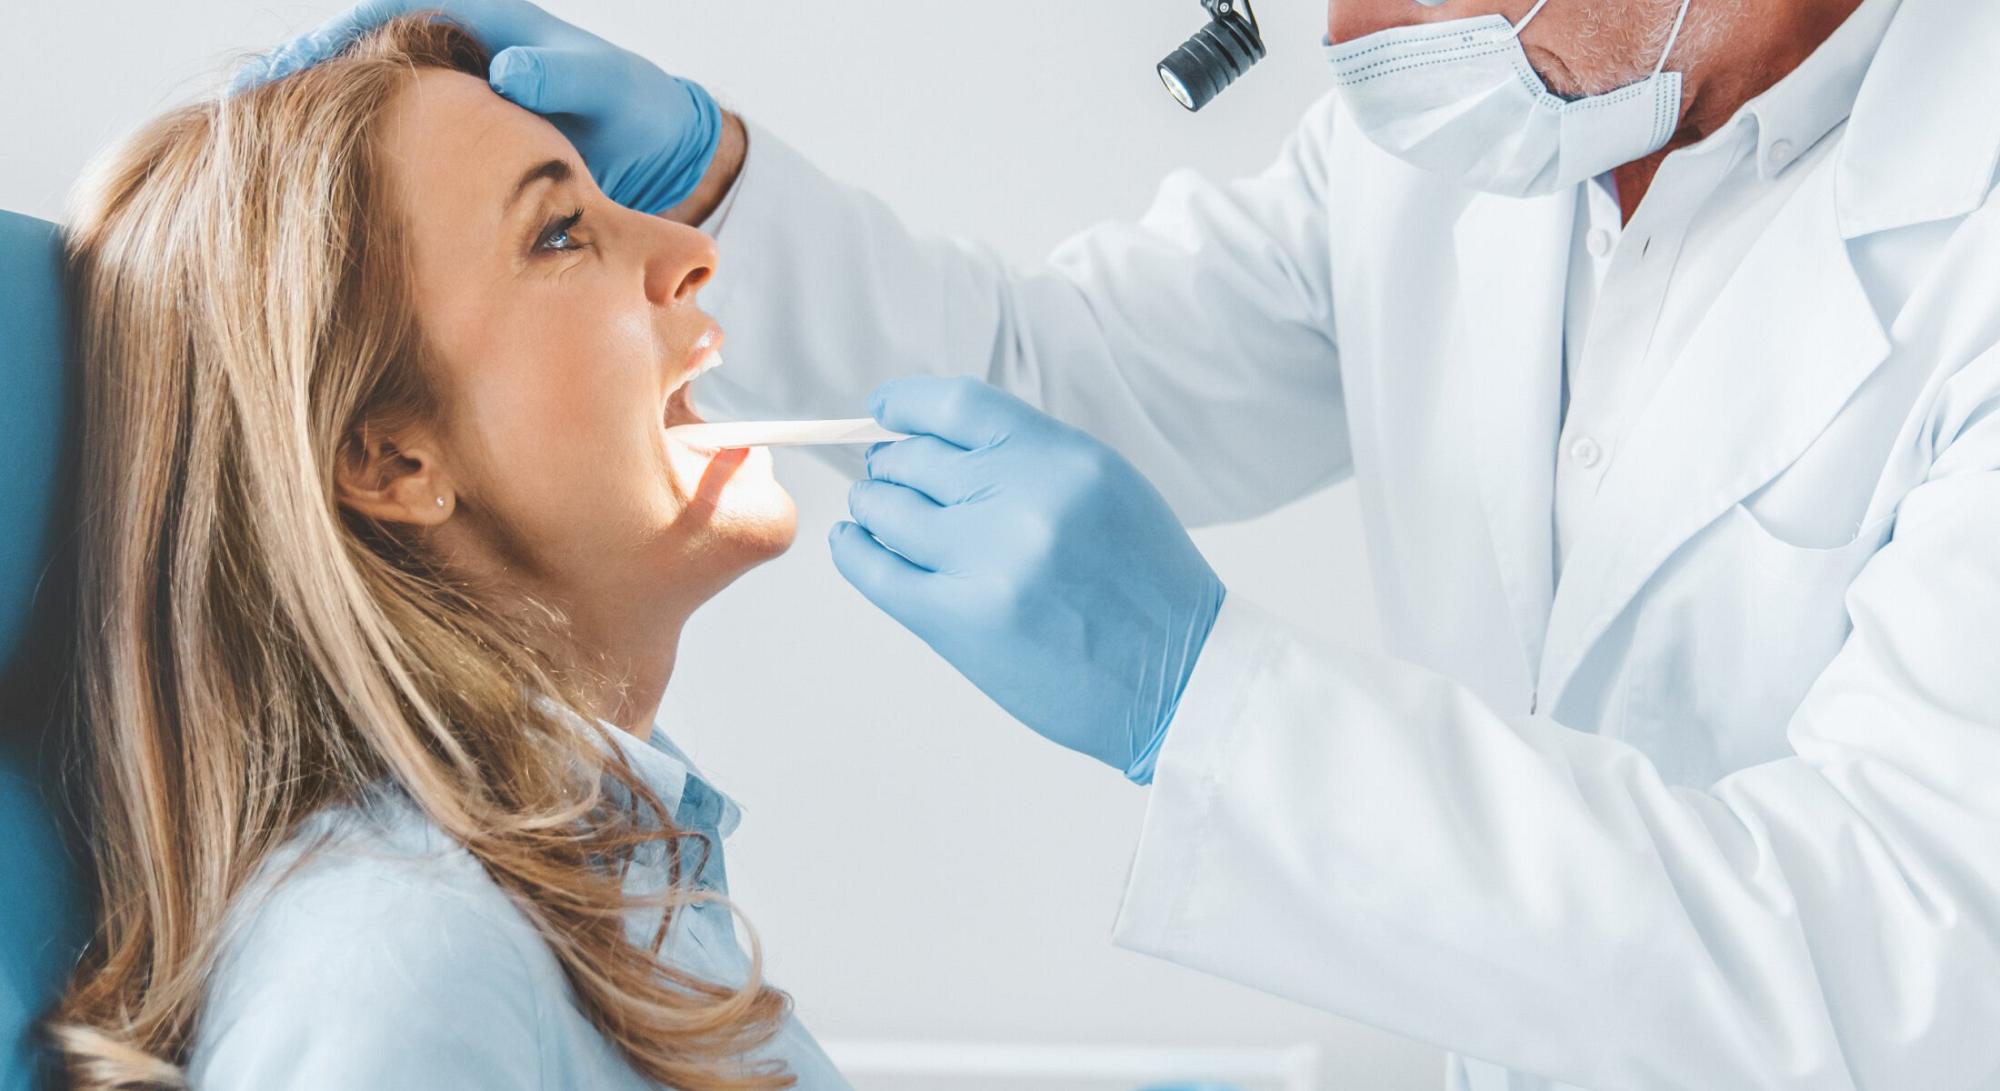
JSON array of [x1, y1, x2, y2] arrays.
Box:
[[1768, 139, 1795, 170], [1586, 228, 1615, 258], [1570, 436, 1603, 468]]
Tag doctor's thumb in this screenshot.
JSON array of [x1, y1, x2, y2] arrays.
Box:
[[828, 521, 931, 620], [489, 46, 603, 115]]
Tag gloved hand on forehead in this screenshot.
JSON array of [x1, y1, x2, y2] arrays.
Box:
[[229, 0, 721, 215], [831, 377, 1226, 784]]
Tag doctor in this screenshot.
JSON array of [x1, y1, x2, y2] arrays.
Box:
[[249, 0, 2000, 1086]]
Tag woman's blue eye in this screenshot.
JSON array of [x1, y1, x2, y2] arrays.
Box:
[[537, 209, 585, 253]]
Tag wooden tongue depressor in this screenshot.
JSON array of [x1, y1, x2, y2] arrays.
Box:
[[664, 418, 911, 449]]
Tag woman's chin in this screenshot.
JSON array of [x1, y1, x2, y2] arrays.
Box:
[[663, 442, 798, 560], [714, 488, 799, 562]]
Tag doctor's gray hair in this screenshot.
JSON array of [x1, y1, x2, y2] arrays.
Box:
[[51, 16, 791, 1090]]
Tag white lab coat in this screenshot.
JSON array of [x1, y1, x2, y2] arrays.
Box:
[[694, 0, 2000, 1084]]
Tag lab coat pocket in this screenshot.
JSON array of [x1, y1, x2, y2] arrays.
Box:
[[1621, 502, 1897, 785], [1727, 501, 1897, 587]]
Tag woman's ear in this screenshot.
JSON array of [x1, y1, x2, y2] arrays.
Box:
[[336, 421, 454, 526]]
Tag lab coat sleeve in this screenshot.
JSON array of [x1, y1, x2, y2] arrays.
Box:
[[692, 99, 1350, 527], [189, 867, 548, 1090], [1115, 360, 2000, 1088]]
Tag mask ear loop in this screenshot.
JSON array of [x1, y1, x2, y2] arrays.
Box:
[[1509, 0, 1556, 38], [1511, 0, 1692, 76], [1652, 0, 1694, 77]]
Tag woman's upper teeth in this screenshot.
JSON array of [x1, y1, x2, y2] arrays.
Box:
[[668, 351, 723, 400]]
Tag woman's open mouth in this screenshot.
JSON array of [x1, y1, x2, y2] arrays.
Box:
[[665, 370, 706, 429], [664, 344, 725, 457]]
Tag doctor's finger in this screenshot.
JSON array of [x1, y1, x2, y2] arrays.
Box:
[[864, 436, 977, 506], [847, 480, 955, 572], [489, 46, 611, 114], [868, 376, 1038, 453], [237, 0, 546, 90], [828, 521, 937, 621], [233, 0, 423, 89]]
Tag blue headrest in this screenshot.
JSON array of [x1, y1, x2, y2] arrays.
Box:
[[0, 208, 82, 1091], [0, 211, 69, 674]]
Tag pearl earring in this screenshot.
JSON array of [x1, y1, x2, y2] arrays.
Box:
[[435, 496, 446, 508]]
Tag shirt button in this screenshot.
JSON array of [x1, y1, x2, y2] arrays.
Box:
[[1767, 139, 1795, 170], [1569, 436, 1603, 468], [1586, 228, 1615, 258]]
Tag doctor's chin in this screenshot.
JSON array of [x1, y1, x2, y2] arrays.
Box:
[[5, 0, 1998, 1089]]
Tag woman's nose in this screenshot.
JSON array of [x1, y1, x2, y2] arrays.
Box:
[[642, 220, 719, 307]]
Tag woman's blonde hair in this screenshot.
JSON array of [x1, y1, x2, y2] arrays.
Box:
[[52, 16, 791, 1089]]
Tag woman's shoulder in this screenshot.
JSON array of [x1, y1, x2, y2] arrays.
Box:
[[217, 788, 551, 967], [186, 791, 567, 1089]]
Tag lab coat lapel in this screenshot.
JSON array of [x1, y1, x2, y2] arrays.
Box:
[[1535, 163, 1891, 714], [1457, 190, 1576, 703]]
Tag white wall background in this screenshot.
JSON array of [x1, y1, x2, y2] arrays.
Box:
[[1, 3, 1442, 1087]]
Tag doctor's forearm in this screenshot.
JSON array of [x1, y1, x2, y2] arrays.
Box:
[[1118, 590, 2000, 1089], [686, 111, 1354, 524], [663, 111, 747, 227]]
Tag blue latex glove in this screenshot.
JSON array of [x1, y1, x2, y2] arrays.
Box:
[[831, 377, 1226, 784], [229, 0, 722, 214]]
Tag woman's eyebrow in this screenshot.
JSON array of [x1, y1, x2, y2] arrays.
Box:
[[507, 158, 573, 213]]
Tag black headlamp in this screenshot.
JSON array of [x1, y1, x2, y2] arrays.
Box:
[[1157, 0, 1266, 112]]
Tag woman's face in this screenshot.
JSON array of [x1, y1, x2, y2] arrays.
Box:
[[369, 69, 794, 616]]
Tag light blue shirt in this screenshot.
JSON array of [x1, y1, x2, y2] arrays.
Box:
[[187, 719, 849, 1090]]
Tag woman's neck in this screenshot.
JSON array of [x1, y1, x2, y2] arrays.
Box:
[[490, 573, 693, 740], [429, 519, 712, 739], [564, 605, 688, 739]]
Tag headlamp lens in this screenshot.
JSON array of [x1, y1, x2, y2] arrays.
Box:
[[1158, 0, 1266, 112]]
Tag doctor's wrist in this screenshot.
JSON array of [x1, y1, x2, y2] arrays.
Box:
[[662, 111, 747, 227], [1124, 582, 1227, 786]]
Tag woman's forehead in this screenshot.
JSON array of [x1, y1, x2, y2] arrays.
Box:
[[376, 68, 573, 214]]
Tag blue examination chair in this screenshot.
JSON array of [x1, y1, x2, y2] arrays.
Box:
[[1, 208, 86, 1090]]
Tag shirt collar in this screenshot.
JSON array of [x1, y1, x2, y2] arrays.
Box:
[[529, 691, 744, 840], [607, 720, 745, 841], [1738, 0, 1903, 179]]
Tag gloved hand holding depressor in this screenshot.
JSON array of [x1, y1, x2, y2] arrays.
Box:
[[228, 0, 722, 215], [830, 377, 1225, 784]]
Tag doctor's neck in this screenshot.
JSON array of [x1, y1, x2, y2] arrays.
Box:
[[1612, 0, 1863, 221]]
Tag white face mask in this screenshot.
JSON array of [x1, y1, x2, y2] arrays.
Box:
[[1324, 0, 1693, 197]]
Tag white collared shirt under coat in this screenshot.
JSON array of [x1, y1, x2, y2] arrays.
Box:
[[693, 0, 2000, 1085], [1556, 0, 1901, 581]]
